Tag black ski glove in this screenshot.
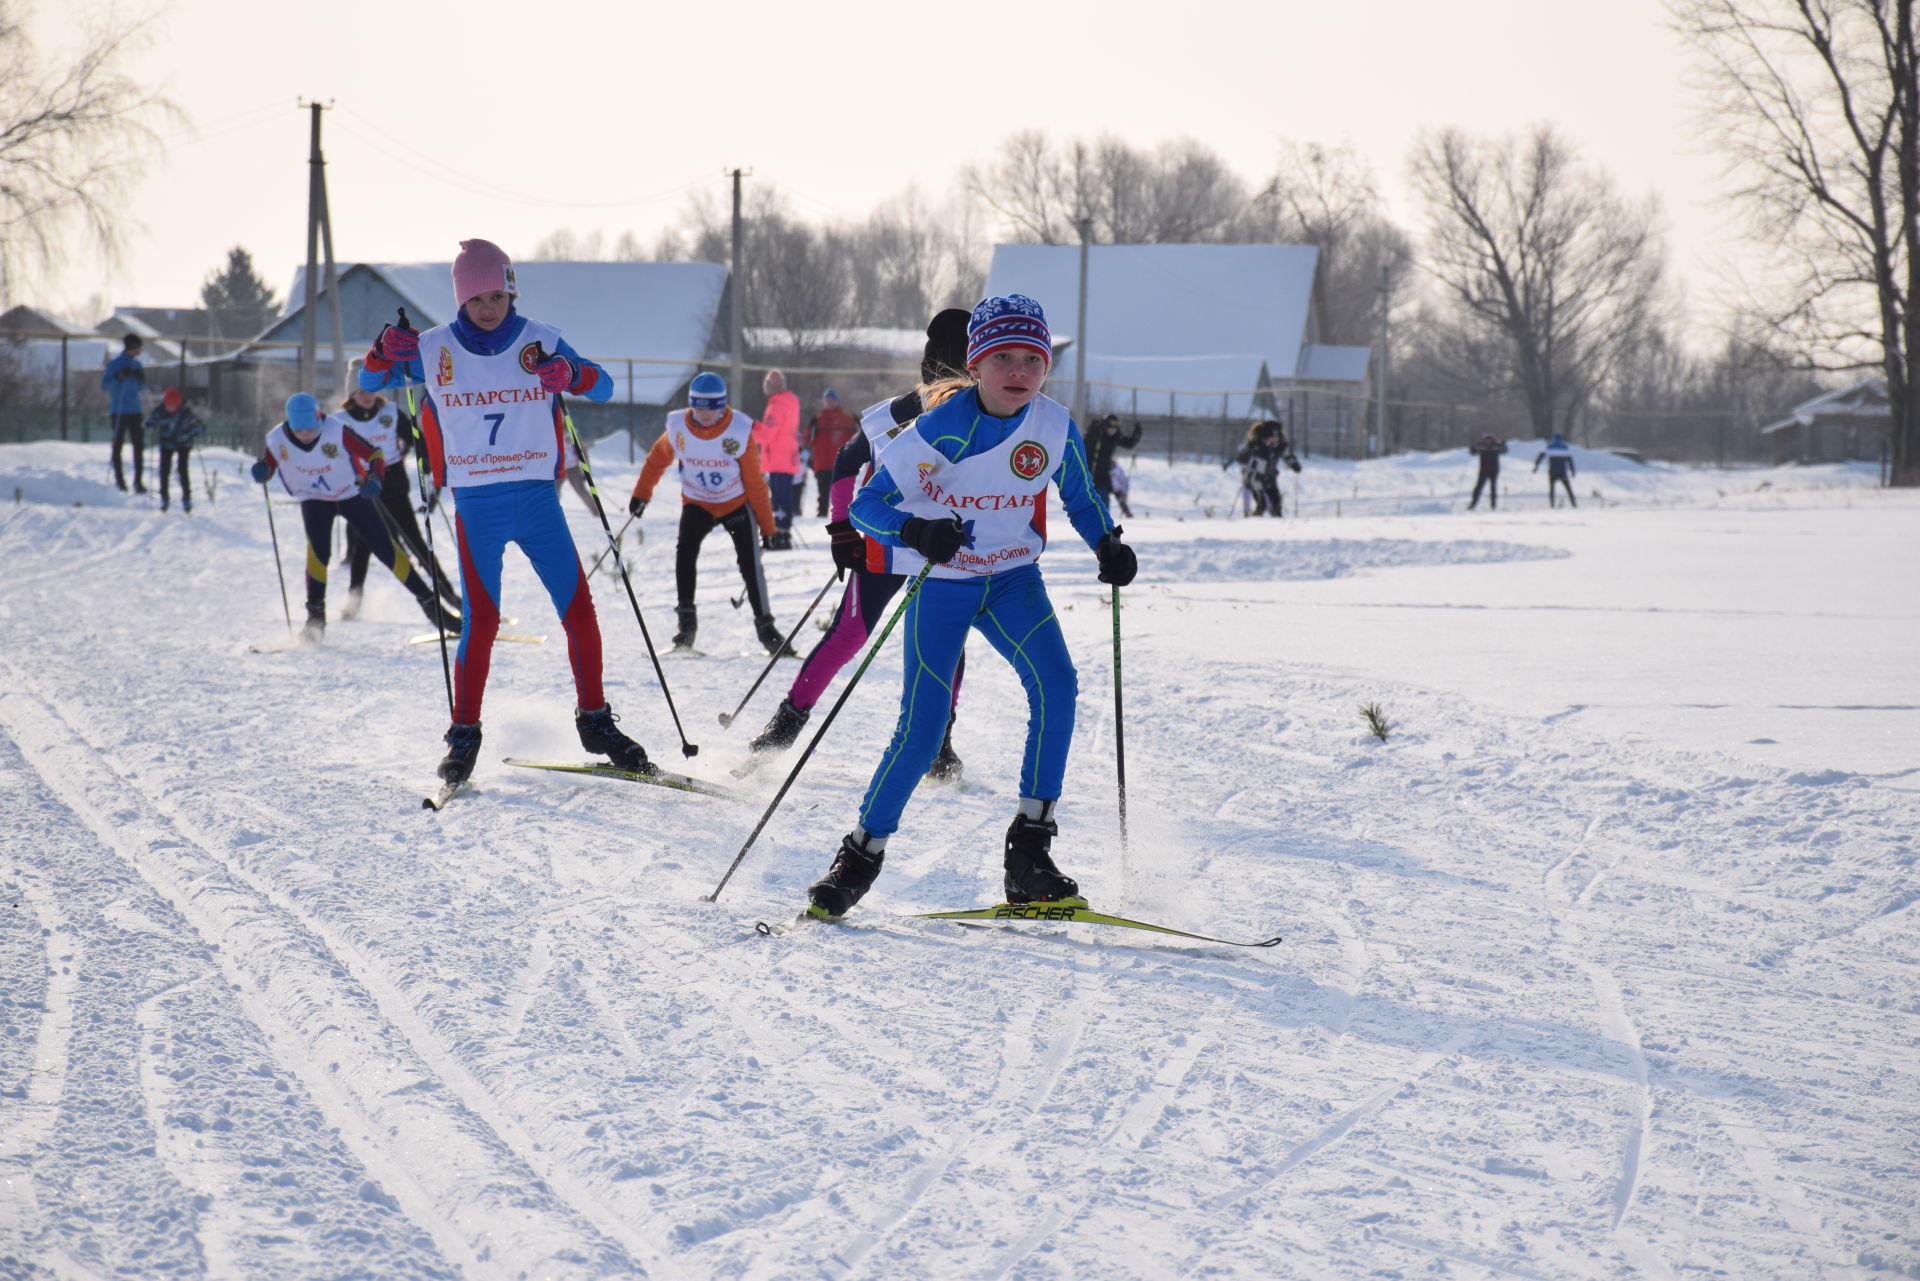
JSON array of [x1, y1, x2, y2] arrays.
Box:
[[901, 513, 967, 564], [1095, 529, 1137, 587], [1286, 455, 1302, 473], [826, 519, 864, 573], [628, 495, 647, 519]]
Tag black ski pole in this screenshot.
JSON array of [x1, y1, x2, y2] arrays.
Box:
[[391, 307, 456, 721], [717, 568, 840, 727], [702, 564, 931, 904], [1112, 582, 1129, 860], [261, 481, 293, 635], [584, 512, 635, 583], [545, 368, 698, 758]]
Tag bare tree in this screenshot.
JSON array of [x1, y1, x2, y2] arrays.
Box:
[[1409, 125, 1667, 439], [0, 2, 169, 305], [846, 186, 986, 326], [1671, 0, 1920, 484], [1255, 140, 1415, 346], [525, 228, 606, 261], [963, 131, 1083, 244], [963, 132, 1251, 245]]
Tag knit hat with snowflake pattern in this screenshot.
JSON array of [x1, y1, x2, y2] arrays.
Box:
[[965, 294, 1052, 369]]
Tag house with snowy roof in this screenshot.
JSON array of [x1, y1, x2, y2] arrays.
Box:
[[981, 243, 1372, 426], [194, 261, 729, 440], [0, 306, 113, 424], [1760, 376, 1891, 465]]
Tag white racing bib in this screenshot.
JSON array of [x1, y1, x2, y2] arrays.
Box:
[[876, 394, 1071, 580], [665, 409, 753, 504], [334, 403, 401, 462], [422, 318, 566, 487], [265, 419, 368, 502]]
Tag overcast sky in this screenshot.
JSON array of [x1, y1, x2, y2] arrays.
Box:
[[39, 0, 1742, 323]]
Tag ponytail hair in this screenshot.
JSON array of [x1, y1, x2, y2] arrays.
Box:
[[916, 375, 973, 413]]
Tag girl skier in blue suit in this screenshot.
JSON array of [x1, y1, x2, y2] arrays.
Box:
[[806, 294, 1137, 918], [357, 238, 648, 786]]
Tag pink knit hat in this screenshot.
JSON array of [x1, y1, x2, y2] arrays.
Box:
[[452, 238, 517, 305]]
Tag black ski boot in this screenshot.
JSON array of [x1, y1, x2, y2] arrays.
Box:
[[439, 722, 483, 784], [576, 704, 652, 774], [417, 591, 461, 634], [672, 604, 697, 651], [1003, 813, 1080, 905], [808, 832, 885, 918], [925, 714, 963, 783], [749, 696, 810, 755], [755, 614, 797, 657], [301, 603, 326, 644]]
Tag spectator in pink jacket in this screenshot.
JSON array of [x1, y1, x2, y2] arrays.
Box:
[[754, 368, 803, 547]]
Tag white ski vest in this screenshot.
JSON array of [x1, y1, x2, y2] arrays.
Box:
[[264, 419, 368, 502], [665, 409, 753, 504], [421, 318, 566, 487], [332, 403, 401, 463], [876, 393, 1071, 581]]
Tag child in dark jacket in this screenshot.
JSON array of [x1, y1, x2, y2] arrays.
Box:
[[143, 389, 204, 513]]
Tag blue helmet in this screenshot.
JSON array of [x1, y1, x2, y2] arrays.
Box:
[[688, 372, 727, 410]]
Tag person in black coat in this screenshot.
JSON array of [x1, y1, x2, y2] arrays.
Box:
[[1226, 420, 1300, 517], [1085, 414, 1142, 511], [1467, 433, 1507, 510]]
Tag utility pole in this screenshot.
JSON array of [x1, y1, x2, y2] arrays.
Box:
[[1374, 262, 1391, 457], [727, 167, 750, 399], [298, 101, 345, 397], [1073, 213, 1092, 428]]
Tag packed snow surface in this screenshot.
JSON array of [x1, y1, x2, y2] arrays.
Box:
[[1, 439, 1914, 1280]]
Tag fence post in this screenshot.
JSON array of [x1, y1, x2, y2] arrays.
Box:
[[60, 335, 70, 442], [627, 359, 636, 463]]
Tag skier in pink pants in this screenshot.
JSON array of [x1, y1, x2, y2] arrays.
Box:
[[743, 310, 972, 779]]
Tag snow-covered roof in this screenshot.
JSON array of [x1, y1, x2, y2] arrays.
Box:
[[744, 327, 926, 358], [982, 243, 1365, 402], [276, 261, 728, 405], [1063, 354, 1275, 419], [0, 305, 89, 336], [1760, 376, 1888, 434], [1299, 343, 1371, 383]]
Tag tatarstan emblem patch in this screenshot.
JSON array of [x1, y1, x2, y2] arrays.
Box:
[[1009, 440, 1048, 480]]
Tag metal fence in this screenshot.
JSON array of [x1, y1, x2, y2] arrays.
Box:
[[2, 324, 1861, 470]]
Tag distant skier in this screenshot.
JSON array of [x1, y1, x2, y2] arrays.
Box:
[[143, 388, 203, 514], [1533, 432, 1578, 508], [1467, 433, 1507, 510], [626, 372, 790, 656], [101, 333, 147, 493], [1086, 413, 1142, 512], [335, 377, 460, 620], [746, 309, 973, 781], [804, 293, 1136, 920], [252, 392, 457, 643], [1108, 459, 1134, 519], [1227, 420, 1299, 517], [358, 237, 649, 786]]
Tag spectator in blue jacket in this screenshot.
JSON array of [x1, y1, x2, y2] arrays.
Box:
[[100, 334, 148, 493]]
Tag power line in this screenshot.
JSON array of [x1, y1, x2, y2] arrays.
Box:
[[332, 107, 710, 211]]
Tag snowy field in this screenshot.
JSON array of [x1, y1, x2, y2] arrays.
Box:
[[1, 438, 1915, 1281]]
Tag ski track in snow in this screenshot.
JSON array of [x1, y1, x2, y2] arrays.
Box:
[[2, 444, 1917, 1280]]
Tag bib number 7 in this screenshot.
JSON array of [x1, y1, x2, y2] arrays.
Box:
[[485, 412, 505, 446]]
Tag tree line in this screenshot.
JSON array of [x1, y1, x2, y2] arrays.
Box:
[[7, 0, 1915, 480]]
